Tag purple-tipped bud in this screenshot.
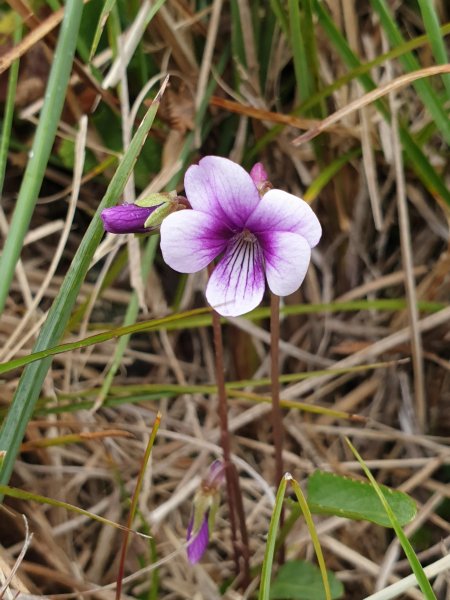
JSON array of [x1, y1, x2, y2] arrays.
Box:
[[250, 162, 268, 185], [186, 460, 226, 564], [202, 459, 226, 490], [249, 162, 272, 196], [186, 513, 210, 564], [101, 203, 161, 234]]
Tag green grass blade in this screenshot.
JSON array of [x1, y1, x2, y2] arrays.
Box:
[[270, 0, 289, 38], [0, 0, 84, 314], [289, 0, 310, 102], [417, 0, 450, 100], [0, 300, 444, 377], [116, 412, 161, 599], [89, 0, 117, 61], [0, 484, 150, 539], [345, 438, 437, 600], [289, 476, 332, 600], [313, 0, 450, 207], [0, 307, 209, 376], [0, 18, 21, 197], [0, 78, 169, 491], [258, 474, 288, 600], [371, 0, 450, 145], [303, 147, 361, 202], [0, 300, 445, 378]]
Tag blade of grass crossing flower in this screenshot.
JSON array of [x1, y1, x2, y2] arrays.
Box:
[[417, 0, 450, 101], [116, 412, 161, 600], [258, 475, 288, 600], [94, 235, 159, 410], [312, 0, 450, 207], [0, 19, 21, 197], [371, 0, 450, 145], [289, 476, 332, 600], [0, 484, 150, 539], [345, 438, 437, 600], [0, 77, 169, 491], [0, 0, 84, 315]]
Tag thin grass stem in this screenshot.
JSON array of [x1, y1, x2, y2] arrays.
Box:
[[116, 413, 161, 600]]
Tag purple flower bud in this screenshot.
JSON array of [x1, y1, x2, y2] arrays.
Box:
[[186, 512, 210, 564], [185, 460, 226, 564], [202, 459, 226, 490], [250, 162, 273, 196], [101, 203, 161, 234], [249, 162, 269, 187]]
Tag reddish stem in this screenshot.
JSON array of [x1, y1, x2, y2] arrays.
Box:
[[211, 306, 250, 586], [271, 293, 285, 561]]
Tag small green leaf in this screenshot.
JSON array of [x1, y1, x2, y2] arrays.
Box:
[[307, 471, 416, 527], [270, 561, 343, 600], [143, 203, 172, 228]]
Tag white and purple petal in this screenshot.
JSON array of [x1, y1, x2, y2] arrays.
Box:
[[184, 156, 261, 229], [246, 189, 322, 248], [160, 210, 229, 273], [186, 513, 209, 564], [260, 231, 311, 296], [206, 235, 265, 316]]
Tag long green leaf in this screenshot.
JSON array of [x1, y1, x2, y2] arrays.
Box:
[[290, 477, 332, 600], [89, 0, 117, 61], [346, 439, 437, 600], [0, 0, 84, 314], [417, 0, 450, 100], [259, 475, 288, 600], [0, 484, 150, 538], [313, 0, 450, 207], [0, 300, 444, 377], [0, 78, 169, 491], [371, 0, 450, 145]]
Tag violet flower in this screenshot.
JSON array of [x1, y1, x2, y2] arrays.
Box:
[[186, 460, 225, 564], [160, 156, 321, 317], [101, 203, 160, 234]]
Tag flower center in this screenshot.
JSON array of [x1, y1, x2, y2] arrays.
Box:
[[241, 228, 257, 243]]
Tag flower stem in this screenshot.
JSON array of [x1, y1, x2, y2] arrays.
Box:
[[270, 294, 284, 485], [211, 308, 250, 586], [270, 293, 285, 561]]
